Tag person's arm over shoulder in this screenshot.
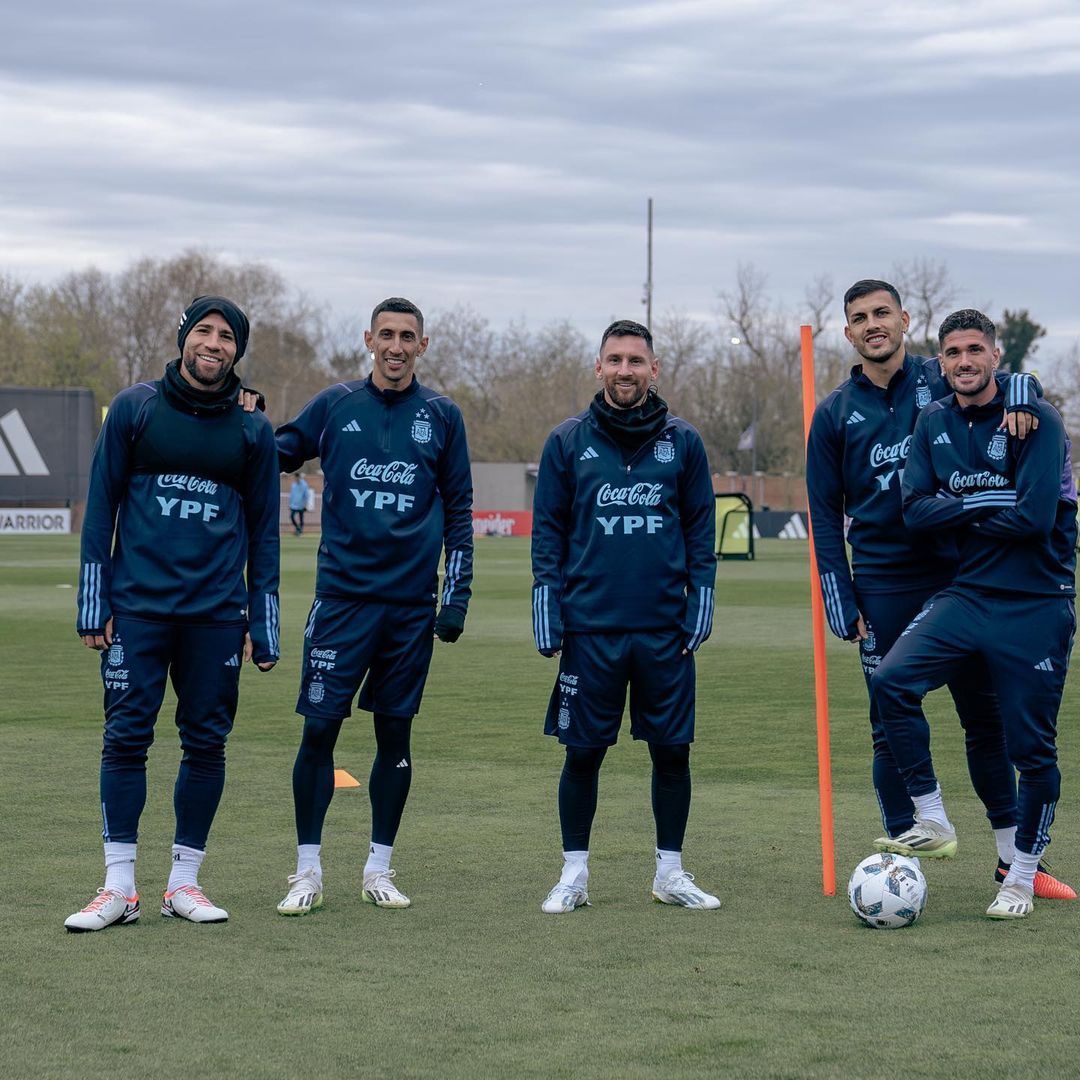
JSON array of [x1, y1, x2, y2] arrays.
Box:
[[806, 400, 859, 640], [275, 385, 342, 473], [242, 412, 282, 666], [975, 402, 1068, 540], [531, 426, 572, 656], [76, 386, 151, 637], [678, 428, 717, 652], [434, 402, 474, 643]]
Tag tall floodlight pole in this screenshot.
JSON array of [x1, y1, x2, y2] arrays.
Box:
[[643, 197, 653, 330]]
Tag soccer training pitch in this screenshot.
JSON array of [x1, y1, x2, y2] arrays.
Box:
[[2, 537, 1077, 1079]]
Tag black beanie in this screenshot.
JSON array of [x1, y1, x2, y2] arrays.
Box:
[[177, 295, 250, 360]]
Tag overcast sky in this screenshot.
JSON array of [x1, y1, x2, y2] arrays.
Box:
[[3, 0, 1078, 354]]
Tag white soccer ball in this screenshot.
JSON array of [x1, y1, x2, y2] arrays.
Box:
[[847, 852, 927, 929]]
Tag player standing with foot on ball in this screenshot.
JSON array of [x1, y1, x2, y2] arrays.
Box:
[[274, 297, 473, 915], [68, 296, 280, 932], [872, 309, 1077, 918], [807, 281, 1074, 900], [532, 319, 719, 914]]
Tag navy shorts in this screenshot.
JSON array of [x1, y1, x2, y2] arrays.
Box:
[[544, 630, 695, 747], [296, 598, 436, 720], [102, 616, 245, 754]]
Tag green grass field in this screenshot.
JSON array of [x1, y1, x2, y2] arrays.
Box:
[[2, 536, 1079, 1078]]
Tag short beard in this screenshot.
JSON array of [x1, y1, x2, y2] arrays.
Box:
[[183, 354, 232, 387], [949, 370, 994, 399], [607, 383, 648, 409]]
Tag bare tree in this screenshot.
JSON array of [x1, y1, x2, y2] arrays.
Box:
[[891, 258, 957, 355]]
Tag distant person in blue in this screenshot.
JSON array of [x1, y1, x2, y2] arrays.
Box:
[[531, 319, 719, 914], [68, 296, 280, 933], [273, 297, 473, 916], [289, 472, 311, 535], [806, 280, 1074, 902], [873, 309, 1077, 919]]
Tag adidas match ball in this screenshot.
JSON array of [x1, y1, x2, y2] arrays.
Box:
[[847, 852, 927, 929]]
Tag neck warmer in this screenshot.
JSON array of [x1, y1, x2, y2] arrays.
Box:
[[161, 358, 242, 416], [589, 386, 669, 456]]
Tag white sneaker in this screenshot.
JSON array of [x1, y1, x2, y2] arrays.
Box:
[[65, 887, 140, 932], [987, 881, 1035, 920], [161, 884, 229, 923], [541, 882, 589, 914], [652, 870, 721, 909], [277, 868, 324, 916], [362, 869, 410, 908]]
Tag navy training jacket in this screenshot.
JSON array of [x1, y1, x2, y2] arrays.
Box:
[[275, 376, 473, 614], [77, 376, 281, 662], [807, 356, 1038, 638], [531, 406, 716, 650], [903, 389, 1076, 597]]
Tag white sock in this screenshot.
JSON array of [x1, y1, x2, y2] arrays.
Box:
[[167, 844, 205, 892], [912, 786, 952, 831], [103, 842, 137, 897], [1004, 849, 1040, 889], [655, 848, 683, 880], [297, 844, 322, 878], [559, 850, 589, 887], [364, 842, 392, 876], [994, 826, 1017, 865]]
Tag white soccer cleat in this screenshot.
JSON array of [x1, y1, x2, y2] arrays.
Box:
[[541, 882, 590, 914], [161, 884, 229, 923], [874, 818, 957, 860], [362, 869, 411, 908], [65, 887, 140, 932], [987, 881, 1035, 920], [652, 870, 721, 910], [277, 868, 324, 916]]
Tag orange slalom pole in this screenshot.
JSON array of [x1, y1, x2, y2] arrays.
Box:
[[800, 324, 836, 896]]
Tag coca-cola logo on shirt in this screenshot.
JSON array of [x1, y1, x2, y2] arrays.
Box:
[[869, 437, 910, 469], [156, 475, 219, 495], [948, 470, 1011, 494], [349, 459, 418, 486], [595, 482, 663, 507]]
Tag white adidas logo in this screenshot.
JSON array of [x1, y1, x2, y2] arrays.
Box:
[[778, 514, 808, 540], [341, 420, 362, 432], [0, 410, 49, 476], [1034, 658, 1054, 672], [934, 432, 952, 445], [579, 446, 598, 460], [396, 758, 410, 769], [224, 654, 240, 667], [846, 412, 866, 426]]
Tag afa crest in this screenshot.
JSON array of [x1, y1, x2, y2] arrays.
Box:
[[558, 707, 571, 730], [654, 440, 675, 463], [308, 680, 325, 705], [915, 381, 931, 409], [861, 629, 876, 654], [108, 643, 124, 666], [412, 408, 432, 444], [988, 431, 1007, 461]]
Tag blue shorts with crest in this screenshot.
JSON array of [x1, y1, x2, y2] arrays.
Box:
[[296, 598, 436, 720], [544, 630, 695, 747]]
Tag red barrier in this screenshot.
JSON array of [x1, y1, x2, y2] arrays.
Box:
[[472, 510, 533, 537]]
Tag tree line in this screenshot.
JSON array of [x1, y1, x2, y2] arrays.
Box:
[[0, 251, 1061, 473]]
